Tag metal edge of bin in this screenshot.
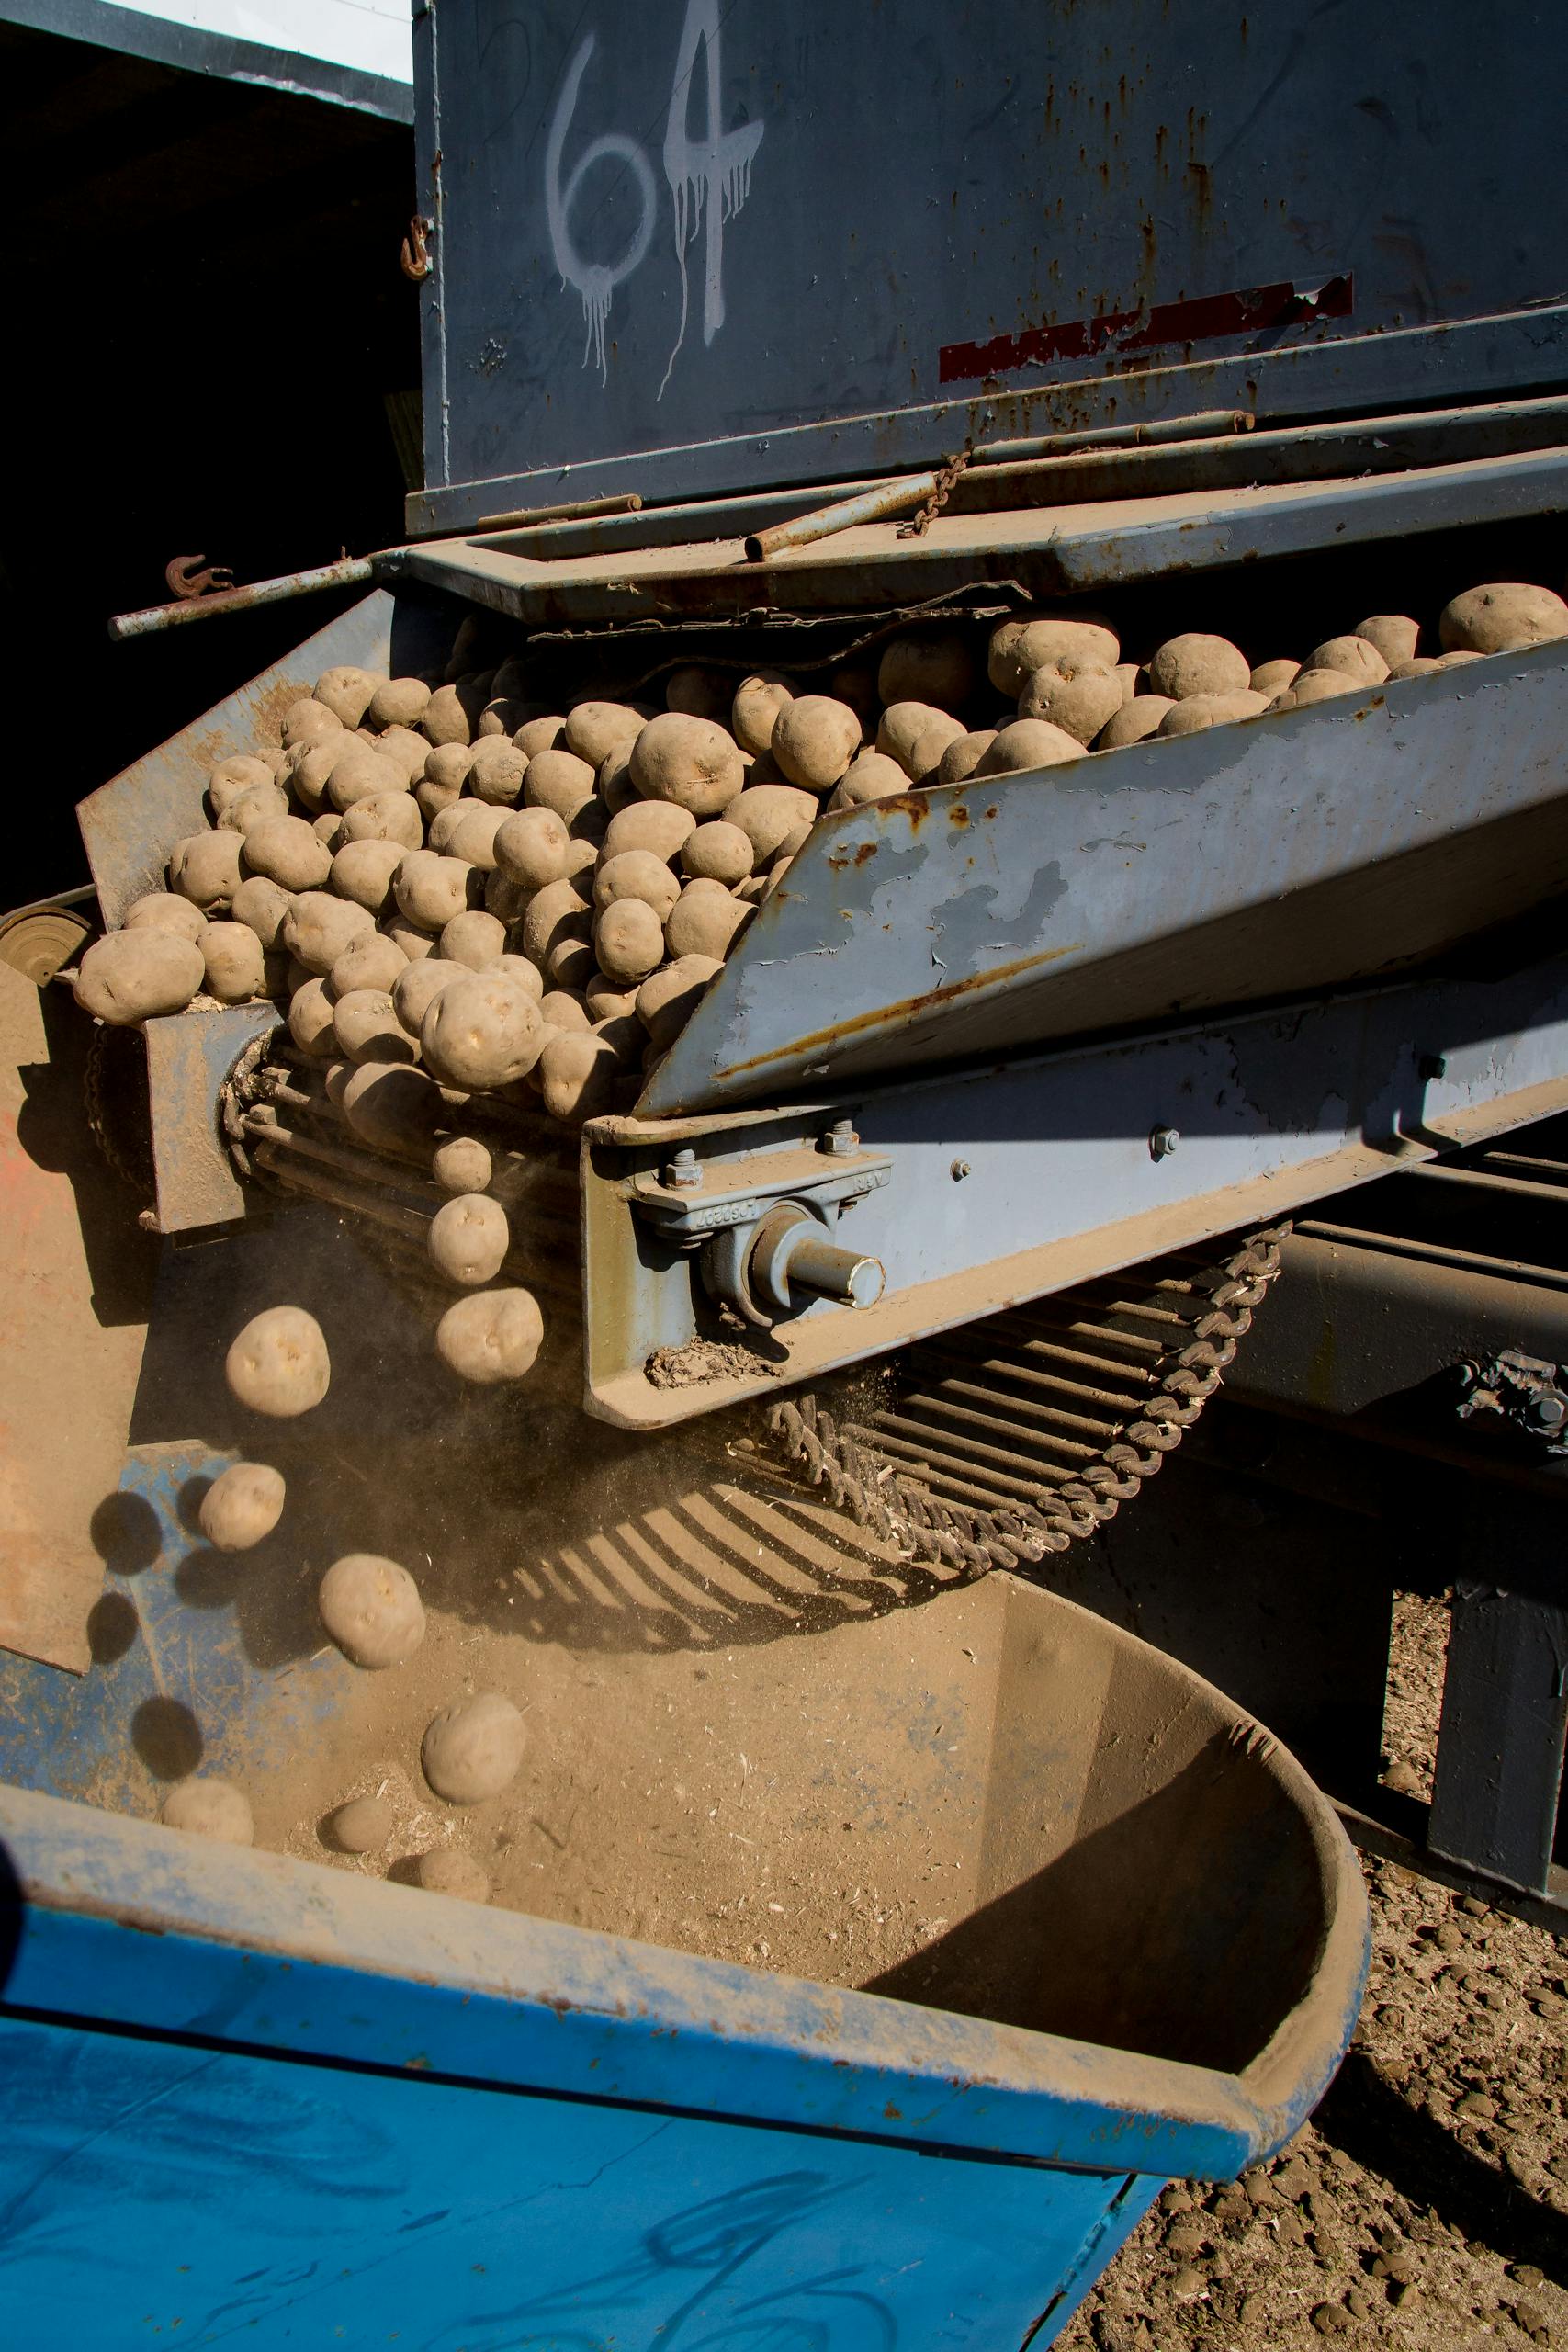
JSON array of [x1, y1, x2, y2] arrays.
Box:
[[0, 1710, 1369, 2184]]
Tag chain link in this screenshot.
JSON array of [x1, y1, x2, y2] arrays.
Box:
[[897, 448, 972, 538], [764, 1223, 1291, 1580]]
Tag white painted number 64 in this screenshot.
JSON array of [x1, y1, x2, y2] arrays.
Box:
[[545, 0, 764, 394]]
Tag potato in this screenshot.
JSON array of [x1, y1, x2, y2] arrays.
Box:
[[331, 933, 409, 997], [1111, 663, 1143, 705], [513, 714, 566, 759], [1307, 634, 1389, 684], [380, 914, 435, 963], [468, 738, 529, 808], [536, 988, 592, 1035], [328, 747, 406, 813], [1439, 650, 1483, 667], [125, 892, 208, 943], [1156, 690, 1268, 736], [730, 671, 794, 755], [283, 889, 374, 973], [199, 1461, 285, 1551], [1269, 667, 1363, 709], [422, 971, 542, 1088], [421, 1689, 526, 1798], [665, 878, 750, 962], [286, 740, 341, 814], [311, 814, 341, 847], [519, 876, 592, 967], [772, 695, 862, 792], [425, 804, 467, 855], [594, 897, 667, 983], [331, 1794, 393, 1853], [288, 976, 338, 1057], [493, 806, 570, 890], [319, 1552, 425, 1668], [637, 954, 721, 1049], [876, 629, 976, 710], [394, 850, 481, 933], [827, 752, 908, 811], [162, 1779, 253, 1844], [1387, 656, 1445, 680], [564, 700, 645, 766], [333, 989, 417, 1066], [681, 820, 754, 883], [538, 1030, 622, 1122], [629, 713, 745, 816], [243, 815, 332, 892], [74, 931, 205, 1025], [375, 725, 433, 786], [448, 806, 510, 873], [1249, 659, 1300, 699], [1016, 657, 1124, 745], [170, 831, 244, 910], [935, 731, 996, 786], [596, 747, 638, 815], [341, 1062, 444, 1154], [547, 936, 597, 991], [1354, 616, 1420, 670], [1440, 582, 1568, 654], [220, 782, 291, 836], [392, 956, 461, 1035], [875, 701, 967, 782], [601, 800, 697, 865], [367, 677, 432, 730], [440, 910, 507, 970], [728, 784, 818, 862], [974, 719, 1083, 776], [337, 791, 424, 853], [498, 953, 545, 1001], [665, 664, 733, 721], [988, 614, 1119, 695], [429, 1192, 510, 1285], [208, 753, 276, 822], [1146, 634, 1250, 700], [433, 1136, 492, 1195], [420, 683, 474, 749], [592, 1011, 646, 1068], [225, 1305, 330, 1418], [330, 840, 406, 916], [594, 849, 682, 919], [1096, 696, 1173, 749], [314, 665, 380, 729], [416, 1847, 490, 1901], [477, 697, 525, 739], [423, 738, 474, 792], [521, 746, 597, 825], [281, 696, 342, 750], [485, 872, 530, 928], [585, 971, 638, 1021], [200, 921, 266, 1002]]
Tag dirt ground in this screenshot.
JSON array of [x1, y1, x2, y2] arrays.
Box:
[[1060, 1592, 1568, 2352]]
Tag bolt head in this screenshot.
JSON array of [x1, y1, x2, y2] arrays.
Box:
[[951, 1159, 971, 1181], [1149, 1125, 1180, 1161]]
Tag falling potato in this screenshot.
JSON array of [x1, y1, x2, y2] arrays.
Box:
[[162, 1779, 254, 1845], [318, 1552, 426, 1668], [432, 1136, 493, 1195], [225, 1305, 331, 1418], [421, 1690, 526, 1802], [74, 932, 205, 1025], [342, 1063, 446, 1155], [199, 1462, 286, 1551], [435, 1286, 544, 1385], [428, 1192, 510, 1285]]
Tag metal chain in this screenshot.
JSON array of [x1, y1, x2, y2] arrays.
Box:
[[763, 1223, 1291, 1580], [897, 448, 972, 538]]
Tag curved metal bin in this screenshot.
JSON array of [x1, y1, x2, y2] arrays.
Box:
[[0, 1572, 1368, 2350]]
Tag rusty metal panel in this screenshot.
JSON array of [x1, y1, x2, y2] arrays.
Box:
[[412, 0, 1568, 527], [78, 590, 443, 928], [144, 1005, 278, 1234], [640, 644, 1568, 1119]]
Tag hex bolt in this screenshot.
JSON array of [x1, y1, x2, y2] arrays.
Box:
[[820, 1117, 860, 1157], [1149, 1125, 1180, 1161], [951, 1159, 971, 1181], [665, 1147, 703, 1191]]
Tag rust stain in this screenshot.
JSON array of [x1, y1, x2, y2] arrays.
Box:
[[717, 941, 1087, 1076], [852, 842, 878, 866], [949, 806, 971, 828]]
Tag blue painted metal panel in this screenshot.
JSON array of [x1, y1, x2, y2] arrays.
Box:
[[412, 0, 1568, 521]]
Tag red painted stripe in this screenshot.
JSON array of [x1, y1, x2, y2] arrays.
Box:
[[938, 275, 1353, 387]]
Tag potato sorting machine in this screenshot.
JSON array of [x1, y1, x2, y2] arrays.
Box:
[[4, 3, 1567, 2339]]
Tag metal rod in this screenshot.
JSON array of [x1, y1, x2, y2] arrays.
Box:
[[743, 473, 940, 563], [1398, 1160, 1568, 1207], [968, 407, 1256, 466], [473, 492, 644, 532], [107, 556, 375, 641], [1293, 1221, 1568, 1293]]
